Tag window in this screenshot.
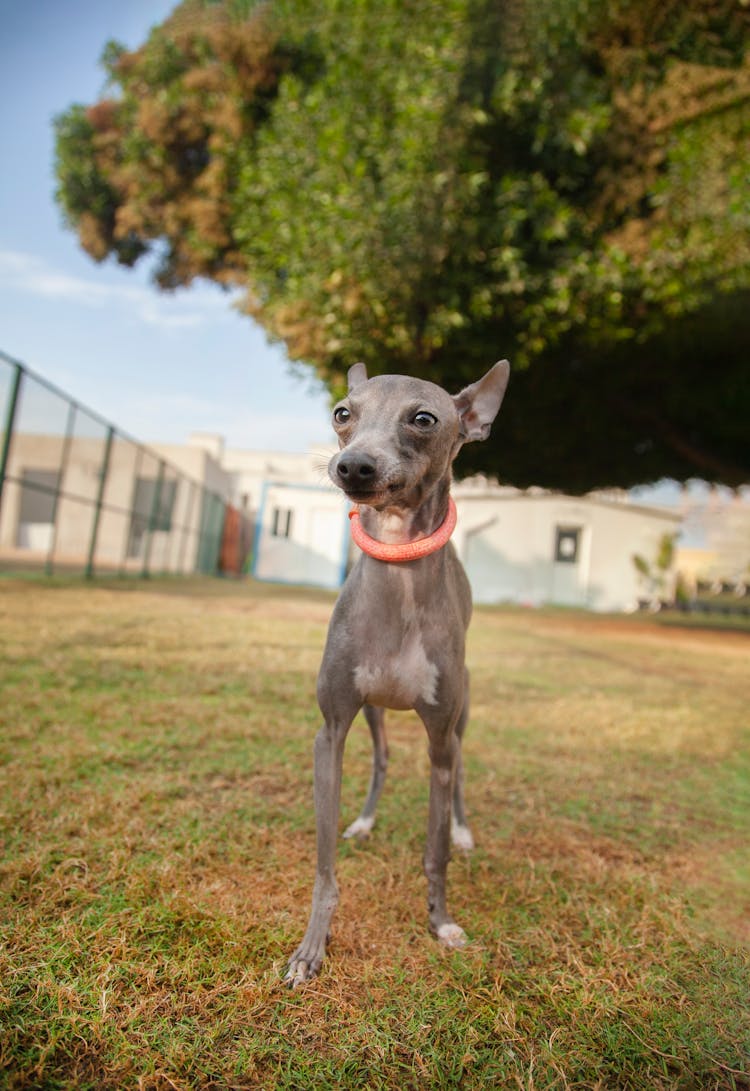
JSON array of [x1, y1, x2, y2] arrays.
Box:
[[554, 526, 581, 564], [16, 469, 59, 549], [18, 469, 58, 524], [127, 477, 177, 558], [271, 506, 293, 539]]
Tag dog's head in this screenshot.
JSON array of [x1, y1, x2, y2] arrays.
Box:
[[328, 362, 510, 509]]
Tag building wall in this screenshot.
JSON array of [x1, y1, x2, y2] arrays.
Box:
[[3, 421, 685, 606], [151, 442, 232, 502], [705, 499, 750, 581], [252, 482, 348, 590], [1, 432, 229, 574], [674, 547, 719, 588], [248, 481, 680, 610], [216, 442, 335, 515], [454, 492, 680, 611]]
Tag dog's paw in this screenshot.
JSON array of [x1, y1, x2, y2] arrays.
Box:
[[284, 949, 325, 988], [284, 936, 328, 988], [450, 817, 474, 852], [437, 922, 468, 949], [343, 815, 375, 840], [284, 957, 316, 989]]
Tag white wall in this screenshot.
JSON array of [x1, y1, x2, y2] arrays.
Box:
[[215, 443, 336, 516], [151, 442, 232, 501], [454, 492, 680, 612], [250, 481, 680, 607], [253, 483, 348, 590], [1, 433, 228, 573], [585, 500, 680, 611]]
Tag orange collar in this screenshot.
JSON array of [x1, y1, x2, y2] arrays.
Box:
[[348, 497, 457, 563]]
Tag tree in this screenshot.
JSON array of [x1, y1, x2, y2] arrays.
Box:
[[54, 0, 750, 491], [633, 531, 677, 607]]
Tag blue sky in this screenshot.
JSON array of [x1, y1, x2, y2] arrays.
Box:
[[0, 0, 333, 452]]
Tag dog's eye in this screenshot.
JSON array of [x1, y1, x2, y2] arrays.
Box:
[[333, 406, 351, 424], [412, 411, 437, 428]]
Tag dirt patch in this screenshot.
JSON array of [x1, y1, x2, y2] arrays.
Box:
[[522, 608, 750, 655]]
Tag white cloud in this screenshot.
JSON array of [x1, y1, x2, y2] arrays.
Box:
[[0, 249, 240, 330]]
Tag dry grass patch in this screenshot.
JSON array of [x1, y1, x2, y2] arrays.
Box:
[[1, 577, 748, 1089]]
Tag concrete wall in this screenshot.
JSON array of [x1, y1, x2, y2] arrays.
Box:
[[217, 442, 336, 515], [1, 432, 228, 574], [250, 480, 679, 610], [151, 442, 232, 502], [2, 424, 684, 606], [253, 482, 348, 590], [454, 491, 680, 611]]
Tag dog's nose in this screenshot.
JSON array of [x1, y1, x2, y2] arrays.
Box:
[[337, 451, 377, 488]]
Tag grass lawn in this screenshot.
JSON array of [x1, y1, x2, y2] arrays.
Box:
[[1, 577, 748, 1090]]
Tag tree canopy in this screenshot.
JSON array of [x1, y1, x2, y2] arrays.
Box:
[[54, 0, 750, 491]]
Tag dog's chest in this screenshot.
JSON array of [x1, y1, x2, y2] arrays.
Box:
[[353, 635, 439, 710], [352, 568, 440, 710]]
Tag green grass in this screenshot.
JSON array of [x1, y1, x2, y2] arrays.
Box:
[[1, 578, 748, 1089]]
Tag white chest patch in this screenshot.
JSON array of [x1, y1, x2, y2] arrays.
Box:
[[354, 569, 439, 709], [354, 637, 439, 710]]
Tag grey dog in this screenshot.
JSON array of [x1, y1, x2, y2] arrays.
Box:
[[285, 360, 510, 986]]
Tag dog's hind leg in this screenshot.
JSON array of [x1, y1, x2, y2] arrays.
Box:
[[451, 670, 475, 852], [343, 704, 388, 839], [420, 703, 467, 949]]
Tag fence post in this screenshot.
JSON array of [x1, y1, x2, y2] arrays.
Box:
[[85, 425, 115, 580], [142, 458, 165, 578], [177, 480, 196, 574], [120, 446, 143, 575], [45, 400, 77, 576], [0, 361, 23, 522]]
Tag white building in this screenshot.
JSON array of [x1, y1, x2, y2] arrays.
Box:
[[251, 481, 349, 590], [453, 483, 681, 611], [0, 422, 695, 609], [196, 435, 683, 611]]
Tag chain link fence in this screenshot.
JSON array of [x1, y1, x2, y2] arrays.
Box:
[[0, 350, 227, 577]]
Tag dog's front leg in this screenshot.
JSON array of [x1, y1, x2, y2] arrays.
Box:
[[421, 707, 468, 948], [285, 715, 352, 987]]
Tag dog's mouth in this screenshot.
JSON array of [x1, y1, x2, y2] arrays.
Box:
[[341, 481, 405, 506]]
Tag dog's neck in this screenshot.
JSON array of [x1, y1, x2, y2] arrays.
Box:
[[358, 479, 452, 546]]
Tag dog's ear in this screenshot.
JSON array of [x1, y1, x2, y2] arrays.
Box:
[[347, 362, 368, 391], [453, 360, 510, 442]]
